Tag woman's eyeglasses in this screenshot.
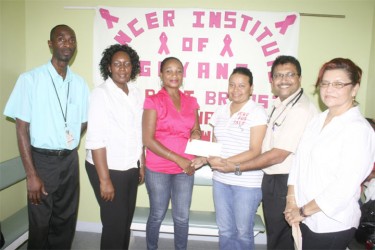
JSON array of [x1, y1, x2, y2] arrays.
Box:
[[318, 81, 353, 89]]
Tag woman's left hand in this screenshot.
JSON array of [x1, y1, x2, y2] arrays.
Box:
[[284, 206, 305, 226], [208, 156, 235, 173], [207, 156, 225, 167]]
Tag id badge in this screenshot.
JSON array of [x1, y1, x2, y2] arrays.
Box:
[[66, 130, 74, 147]]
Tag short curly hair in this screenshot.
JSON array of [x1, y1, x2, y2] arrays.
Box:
[[99, 44, 140, 81]]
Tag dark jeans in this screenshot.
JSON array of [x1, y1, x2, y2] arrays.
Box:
[[28, 150, 79, 250], [262, 174, 294, 250], [86, 161, 139, 250]]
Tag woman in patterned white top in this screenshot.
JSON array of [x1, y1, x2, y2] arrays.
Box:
[[208, 67, 267, 250]]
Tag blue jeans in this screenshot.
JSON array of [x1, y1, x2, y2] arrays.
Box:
[[145, 168, 194, 250], [213, 179, 262, 250]]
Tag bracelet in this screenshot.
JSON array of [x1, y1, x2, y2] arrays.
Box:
[[299, 206, 308, 218], [286, 194, 295, 197]]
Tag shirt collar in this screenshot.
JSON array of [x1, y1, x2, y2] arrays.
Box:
[[47, 61, 72, 83], [327, 106, 360, 123], [274, 88, 303, 108], [107, 77, 135, 96], [159, 87, 184, 98], [107, 77, 121, 92]]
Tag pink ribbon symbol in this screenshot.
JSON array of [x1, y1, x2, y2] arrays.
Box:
[[99, 8, 119, 29], [158, 32, 170, 55], [275, 15, 297, 35], [220, 34, 233, 57]]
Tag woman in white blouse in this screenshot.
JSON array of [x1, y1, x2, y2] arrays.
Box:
[[284, 58, 375, 249], [85, 44, 144, 249]]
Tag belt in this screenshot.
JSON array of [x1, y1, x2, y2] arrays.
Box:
[[31, 146, 75, 157]]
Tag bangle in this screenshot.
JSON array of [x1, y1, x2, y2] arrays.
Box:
[[286, 194, 295, 197], [299, 206, 308, 218]]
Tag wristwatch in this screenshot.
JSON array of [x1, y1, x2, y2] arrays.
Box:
[[235, 164, 242, 176], [299, 206, 308, 218]]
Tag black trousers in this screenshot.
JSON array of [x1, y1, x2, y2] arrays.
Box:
[[28, 150, 79, 250], [300, 223, 356, 249], [86, 161, 139, 250], [262, 174, 294, 250]]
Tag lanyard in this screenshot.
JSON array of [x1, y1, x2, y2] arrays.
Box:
[[49, 72, 70, 129]]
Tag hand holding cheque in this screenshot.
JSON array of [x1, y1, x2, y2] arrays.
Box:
[[185, 139, 231, 172]]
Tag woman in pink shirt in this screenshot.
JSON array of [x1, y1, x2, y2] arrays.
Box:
[[142, 57, 201, 250]]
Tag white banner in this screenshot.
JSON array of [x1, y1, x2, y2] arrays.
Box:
[[93, 7, 300, 140]]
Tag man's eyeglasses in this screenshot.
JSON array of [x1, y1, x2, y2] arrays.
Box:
[[318, 81, 353, 89], [272, 72, 297, 80]]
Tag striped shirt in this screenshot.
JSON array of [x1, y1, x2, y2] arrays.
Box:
[[210, 99, 267, 187]]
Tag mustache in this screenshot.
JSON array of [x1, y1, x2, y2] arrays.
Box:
[[61, 48, 75, 54]]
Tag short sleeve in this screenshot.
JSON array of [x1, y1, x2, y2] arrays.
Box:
[[249, 104, 267, 127], [143, 96, 157, 110], [209, 105, 225, 127], [3, 73, 32, 122], [190, 96, 199, 110]]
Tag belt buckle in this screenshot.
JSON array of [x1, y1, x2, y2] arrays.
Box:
[[57, 150, 64, 157]]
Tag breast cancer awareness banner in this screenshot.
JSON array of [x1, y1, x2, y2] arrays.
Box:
[[93, 7, 300, 140]]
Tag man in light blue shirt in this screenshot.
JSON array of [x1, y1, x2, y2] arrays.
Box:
[[3, 24, 89, 249]]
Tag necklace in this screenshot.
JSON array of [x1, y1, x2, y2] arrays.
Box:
[[267, 88, 303, 130]]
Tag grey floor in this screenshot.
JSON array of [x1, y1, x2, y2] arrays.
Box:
[[70, 231, 266, 250], [18, 231, 267, 250], [17, 231, 365, 250]]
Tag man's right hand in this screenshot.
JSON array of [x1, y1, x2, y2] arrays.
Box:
[[100, 179, 115, 202], [27, 175, 48, 205]]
